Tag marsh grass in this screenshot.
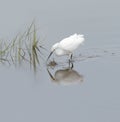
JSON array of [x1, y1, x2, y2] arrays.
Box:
[[0, 22, 45, 72]]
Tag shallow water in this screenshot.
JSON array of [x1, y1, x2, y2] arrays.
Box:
[[0, 0, 120, 122]]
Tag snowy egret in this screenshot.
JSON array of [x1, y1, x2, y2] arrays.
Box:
[[47, 34, 85, 64]]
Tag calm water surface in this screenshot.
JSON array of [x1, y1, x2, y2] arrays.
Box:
[[0, 0, 120, 122]]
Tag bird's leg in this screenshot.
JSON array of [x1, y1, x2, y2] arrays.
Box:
[[68, 61, 74, 69], [69, 60, 71, 67], [69, 53, 73, 61], [70, 62, 74, 69], [69, 53, 73, 68], [70, 53, 73, 60]]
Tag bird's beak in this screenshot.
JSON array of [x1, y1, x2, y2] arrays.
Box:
[[46, 51, 54, 62]]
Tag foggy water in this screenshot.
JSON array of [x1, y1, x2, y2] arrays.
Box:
[[0, 0, 120, 122]]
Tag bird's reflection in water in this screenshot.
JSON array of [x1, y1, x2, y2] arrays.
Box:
[[47, 62, 84, 85]]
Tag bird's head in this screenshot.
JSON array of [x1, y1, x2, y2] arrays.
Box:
[[51, 43, 59, 52], [47, 43, 59, 62]]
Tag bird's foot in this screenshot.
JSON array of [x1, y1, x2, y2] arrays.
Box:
[[69, 59, 73, 69]]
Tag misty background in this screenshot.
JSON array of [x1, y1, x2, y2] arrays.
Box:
[[0, 0, 120, 122]]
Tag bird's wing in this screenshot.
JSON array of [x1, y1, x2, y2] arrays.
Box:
[[59, 35, 84, 51]]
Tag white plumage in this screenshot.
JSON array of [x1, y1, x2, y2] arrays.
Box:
[[47, 33, 85, 62]]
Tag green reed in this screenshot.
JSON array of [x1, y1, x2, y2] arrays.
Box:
[[0, 22, 45, 72]]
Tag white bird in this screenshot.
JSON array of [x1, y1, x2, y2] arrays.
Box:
[[47, 33, 85, 64]]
